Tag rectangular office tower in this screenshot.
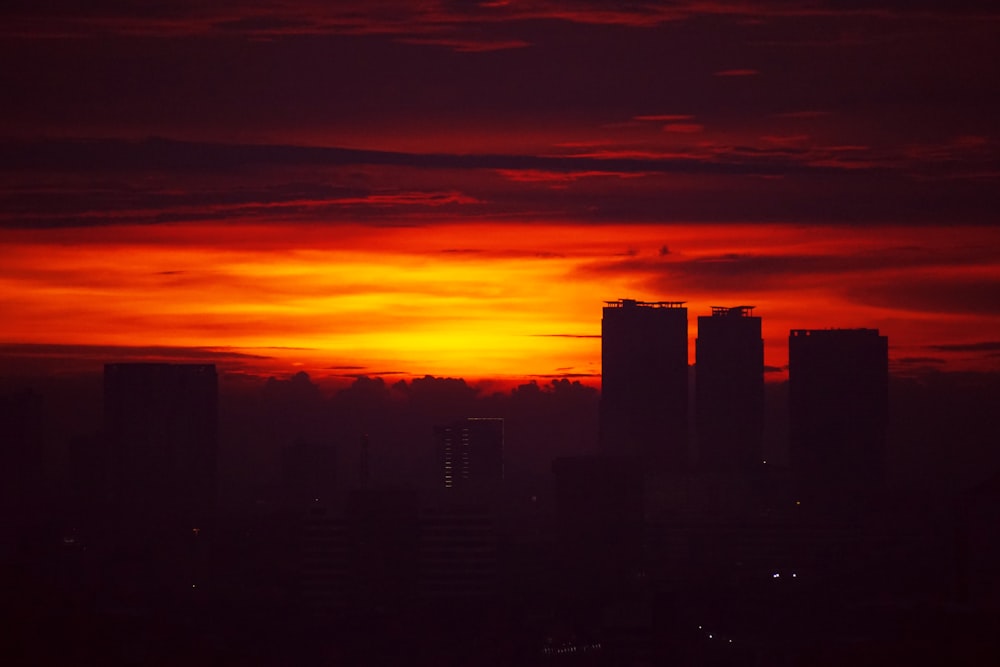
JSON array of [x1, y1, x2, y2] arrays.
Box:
[[789, 329, 888, 513], [435, 417, 504, 491], [104, 363, 218, 604], [105, 363, 218, 523], [600, 299, 689, 470], [696, 306, 764, 470]]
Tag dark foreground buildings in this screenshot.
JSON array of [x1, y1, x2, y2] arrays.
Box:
[[103, 362, 218, 607], [695, 306, 764, 470], [434, 417, 504, 492], [600, 298, 689, 471], [789, 329, 888, 514]]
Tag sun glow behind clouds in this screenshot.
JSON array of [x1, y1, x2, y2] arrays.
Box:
[[1, 222, 998, 380]]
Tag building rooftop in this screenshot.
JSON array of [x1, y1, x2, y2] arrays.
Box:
[[790, 328, 882, 337], [710, 305, 756, 317], [604, 298, 686, 309]]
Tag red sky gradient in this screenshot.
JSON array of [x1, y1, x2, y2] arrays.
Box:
[[1, 1, 998, 385]]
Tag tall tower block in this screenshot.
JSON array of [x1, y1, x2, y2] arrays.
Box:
[[789, 329, 888, 512], [696, 306, 764, 470], [600, 299, 689, 470]]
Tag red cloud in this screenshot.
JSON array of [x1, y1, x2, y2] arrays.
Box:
[[663, 123, 705, 134], [714, 68, 759, 77], [634, 114, 696, 122]]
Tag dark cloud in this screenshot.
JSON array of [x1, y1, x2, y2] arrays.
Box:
[[0, 342, 273, 377], [848, 279, 1000, 316], [714, 69, 759, 77], [582, 247, 972, 293], [928, 342, 1000, 353], [530, 334, 601, 339], [10, 137, 994, 229], [395, 37, 531, 52], [3, 1, 994, 40], [0, 342, 269, 361], [0, 137, 882, 177]]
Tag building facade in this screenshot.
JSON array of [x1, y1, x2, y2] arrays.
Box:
[[696, 306, 764, 470], [788, 329, 888, 513], [435, 417, 504, 491], [600, 299, 689, 470], [103, 363, 218, 606]]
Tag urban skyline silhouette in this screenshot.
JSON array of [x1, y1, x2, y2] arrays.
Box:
[[2, 2, 998, 664], [3, 297, 998, 665]]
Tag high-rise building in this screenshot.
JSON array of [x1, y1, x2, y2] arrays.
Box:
[[419, 503, 497, 604], [551, 456, 644, 592], [696, 306, 764, 470], [788, 329, 888, 513], [299, 488, 419, 615], [600, 298, 689, 470], [105, 363, 218, 523], [434, 418, 504, 491], [280, 439, 337, 507], [103, 363, 218, 604]]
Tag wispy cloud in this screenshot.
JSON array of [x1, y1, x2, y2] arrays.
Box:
[[4, 2, 995, 45], [714, 68, 759, 77]]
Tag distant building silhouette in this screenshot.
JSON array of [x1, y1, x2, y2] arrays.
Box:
[[696, 306, 764, 470], [419, 502, 498, 604], [0, 389, 45, 524], [280, 439, 337, 507], [103, 363, 218, 606], [788, 329, 888, 514], [298, 488, 419, 614], [434, 418, 504, 491], [600, 298, 689, 470], [551, 456, 644, 593]]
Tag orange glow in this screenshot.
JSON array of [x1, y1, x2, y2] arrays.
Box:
[[1, 222, 998, 383]]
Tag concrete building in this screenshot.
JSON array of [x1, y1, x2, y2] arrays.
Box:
[[788, 329, 888, 514], [696, 306, 764, 470], [600, 299, 689, 471], [103, 362, 218, 606], [435, 417, 504, 491]]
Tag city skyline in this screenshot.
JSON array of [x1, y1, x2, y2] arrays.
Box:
[[1, 2, 998, 384], [2, 5, 998, 660]]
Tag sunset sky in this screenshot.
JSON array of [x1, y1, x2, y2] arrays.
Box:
[[2, 1, 998, 386]]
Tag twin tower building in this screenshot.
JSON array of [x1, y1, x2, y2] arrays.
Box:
[[600, 299, 888, 506], [600, 299, 762, 471]]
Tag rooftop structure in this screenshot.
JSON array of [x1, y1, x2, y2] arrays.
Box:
[[696, 306, 764, 472], [600, 298, 689, 470]]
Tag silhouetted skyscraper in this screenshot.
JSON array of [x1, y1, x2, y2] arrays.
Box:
[[434, 418, 504, 491], [789, 329, 888, 513], [696, 306, 764, 470], [104, 363, 218, 604], [105, 363, 218, 523], [551, 456, 644, 592], [280, 439, 337, 507], [600, 298, 688, 470], [0, 389, 44, 536]]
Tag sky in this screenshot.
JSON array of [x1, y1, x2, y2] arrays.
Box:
[[1, 1, 998, 386]]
